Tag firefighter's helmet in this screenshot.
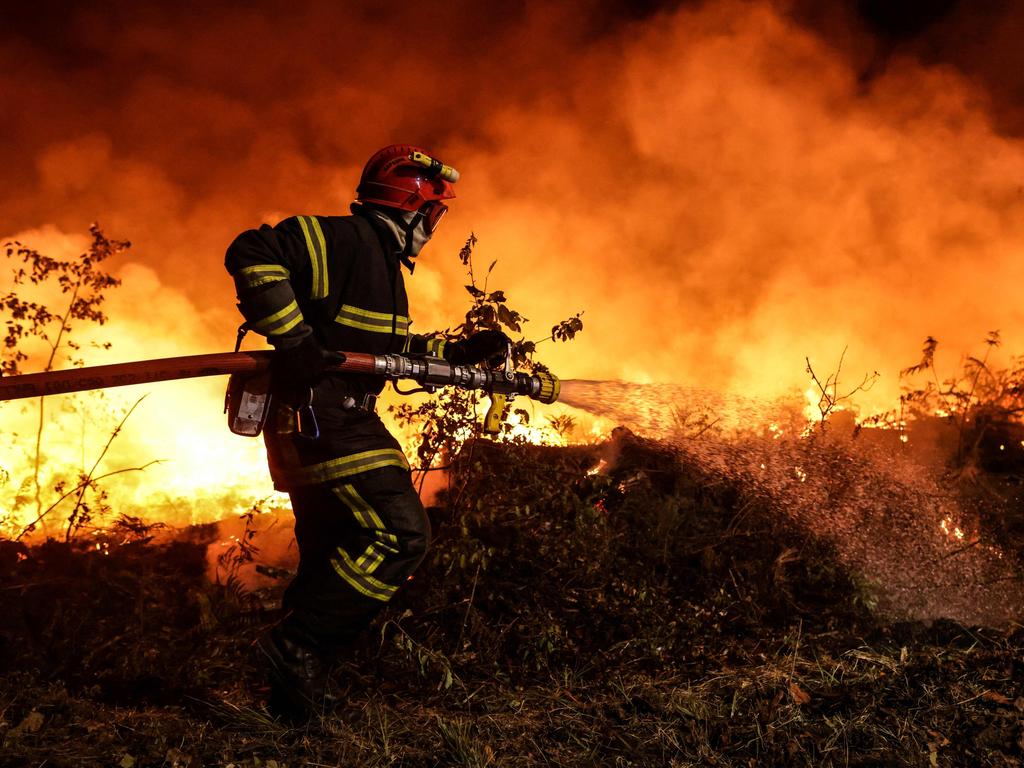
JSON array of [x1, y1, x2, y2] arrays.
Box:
[[356, 144, 458, 214]]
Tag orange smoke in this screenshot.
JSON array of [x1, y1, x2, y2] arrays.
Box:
[[3, 1, 1024, 531]]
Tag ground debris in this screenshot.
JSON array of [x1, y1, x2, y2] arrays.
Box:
[[0, 435, 1022, 766]]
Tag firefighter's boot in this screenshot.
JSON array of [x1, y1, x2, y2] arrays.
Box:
[[257, 627, 337, 723]]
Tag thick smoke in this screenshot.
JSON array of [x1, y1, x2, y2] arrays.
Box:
[[2, 1, 1024, 527]]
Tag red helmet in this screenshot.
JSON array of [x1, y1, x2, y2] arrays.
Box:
[[356, 144, 458, 213]]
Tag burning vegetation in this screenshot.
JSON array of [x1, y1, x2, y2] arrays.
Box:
[[3, 0, 1024, 763], [1, 427, 1023, 765], [2, 220, 1024, 764]]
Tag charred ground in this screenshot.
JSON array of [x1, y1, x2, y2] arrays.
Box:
[[1, 431, 1022, 767]]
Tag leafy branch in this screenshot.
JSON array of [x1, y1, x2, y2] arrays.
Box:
[[893, 332, 1018, 468], [15, 459, 164, 542], [805, 347, 879, 427], [391, 233, 584, 491], [0, 226, 155, 540]]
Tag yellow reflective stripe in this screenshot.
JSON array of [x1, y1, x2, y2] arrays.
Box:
[[343, 305, 406, 322], [297, 216, 328, 300], [251, 300, 303, 336], [355, 542, 389, 574], [239, 264, 289, 277], [273, 314, 303, 336], [337, 316, 410, 335], [332, 484, 401, 575], [335, 304, 410, 335], [330, 547, 398, 601], [333, 484, 385, 529], [235, 264, 290, 290], [281, 449, 409, 487], [235, 274, 284, 290], [309, 217, 328, 298], [426, 338, 447, 357]]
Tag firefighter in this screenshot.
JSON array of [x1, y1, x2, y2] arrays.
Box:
[[224, 144, 508, 719]]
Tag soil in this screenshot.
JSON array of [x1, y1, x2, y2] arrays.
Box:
[[1, 432, 1022, 767]]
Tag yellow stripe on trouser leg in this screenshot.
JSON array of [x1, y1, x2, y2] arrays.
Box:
[[354, 542, 387, 574], [330, 547, 399, 602], [279, 449, 409, 488], [333, 483, 401, 575], [333, 483, 385, 529]]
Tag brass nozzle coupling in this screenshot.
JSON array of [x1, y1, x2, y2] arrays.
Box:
[[533, 370, 560, 404], [410, 151, 460, 183], [513, 370, 560, 404]]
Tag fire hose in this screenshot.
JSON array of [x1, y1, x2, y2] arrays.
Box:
[[0, 349, 561, 435]]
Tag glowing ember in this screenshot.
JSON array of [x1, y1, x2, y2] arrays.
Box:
[[939, 516, 968, 542]]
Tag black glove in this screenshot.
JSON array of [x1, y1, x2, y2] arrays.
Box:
[[446, 329, 511, 366], [271, 334, 344, 391]]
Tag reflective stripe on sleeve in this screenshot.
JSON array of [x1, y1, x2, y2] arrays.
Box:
[[279, 448, 409, 487], [297, 216, 329, 300], [335, 304, 410, 335], [425, 337, 447, 357], [234, 264, 290, 291], [250, 299, 303, 336]]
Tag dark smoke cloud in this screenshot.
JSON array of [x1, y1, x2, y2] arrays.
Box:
[[787, 0, 1024, 134]]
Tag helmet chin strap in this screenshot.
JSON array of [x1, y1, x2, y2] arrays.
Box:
[[400, 211, 431, 273]]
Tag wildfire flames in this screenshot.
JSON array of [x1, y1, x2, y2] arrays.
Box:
[[3, 0, 1024, 616]]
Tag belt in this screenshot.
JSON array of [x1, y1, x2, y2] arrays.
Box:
[[340, 392, 378, 413], [295, 391, 377, 441]]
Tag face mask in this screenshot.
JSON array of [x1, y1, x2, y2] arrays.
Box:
[[403, 211, 432, 259], [360, 207, 429, 253]]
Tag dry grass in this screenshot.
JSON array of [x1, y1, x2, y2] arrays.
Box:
[[1, 434, 1022, 766]]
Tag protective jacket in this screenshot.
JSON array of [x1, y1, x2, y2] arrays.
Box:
[[224, 207, 433, 667], [225, 209, 445, 492], [225, 210, 446, 382]]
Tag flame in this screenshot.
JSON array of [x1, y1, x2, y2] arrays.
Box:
[[4, 1, 1024, 534], [803, 387, 821, 425]]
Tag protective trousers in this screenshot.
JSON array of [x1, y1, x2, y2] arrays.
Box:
[[280, 465, 429, 655]]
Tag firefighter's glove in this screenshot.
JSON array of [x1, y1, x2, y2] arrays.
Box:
[[446, 329, 511, 366], [271, 334, 344, 391]]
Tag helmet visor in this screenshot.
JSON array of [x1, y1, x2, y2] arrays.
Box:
[[422, 201, 448, 234]]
